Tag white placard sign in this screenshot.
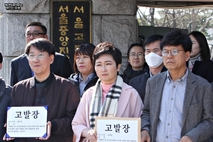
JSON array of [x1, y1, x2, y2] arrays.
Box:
[[95, 117, 141, 142], [6, 106, 48, 138]]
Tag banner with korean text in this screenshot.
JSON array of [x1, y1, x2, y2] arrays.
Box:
[[6, 106, 48, 138], [95, 117, 141, 142]]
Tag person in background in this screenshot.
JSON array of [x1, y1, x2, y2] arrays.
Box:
[[72, 41, 143, 142], [10, 22, 72, 86], [4, 38, 80, 142], [122, 43, 149, 84], [141, 30, 213, 142], [189, 31, 213, 83], [129, 35, 167, 101], [69, 43, 98, 97], [0, 52, 12, 142], [188, 31, 210, 70]]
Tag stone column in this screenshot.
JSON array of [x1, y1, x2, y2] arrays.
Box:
[[92, 0, 138, 73], [0, 0, 138, 84], [0, 0, 50, 84]]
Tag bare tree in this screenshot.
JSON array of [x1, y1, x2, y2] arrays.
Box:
[[137, 7, 213, 39]]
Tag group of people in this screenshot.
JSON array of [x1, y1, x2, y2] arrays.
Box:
[[0, 21, 212, 142]]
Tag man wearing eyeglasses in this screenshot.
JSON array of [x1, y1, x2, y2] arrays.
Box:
[[141, 30, 213, 142], [10, 22, 73, 86], [129, 34, 167, 102], [4, 38, 80, 142]]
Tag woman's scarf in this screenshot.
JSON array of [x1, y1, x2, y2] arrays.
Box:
[[188, 54, 202, 71], [89, 75, 123, 129]]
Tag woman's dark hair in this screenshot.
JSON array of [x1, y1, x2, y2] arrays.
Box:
[[189, 31, 211, 60], [93, 42, 122, 67], [25, 38, 55, 56], [115, 47, 122, 65], [0, 52, 3, 63], [73, 43, 95, 73]]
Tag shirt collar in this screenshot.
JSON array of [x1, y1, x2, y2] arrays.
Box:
[[79, 73, 95, 83], [166, 69, 188, 83]]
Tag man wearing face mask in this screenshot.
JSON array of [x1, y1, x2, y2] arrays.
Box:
[[129, 34, 167, 101]]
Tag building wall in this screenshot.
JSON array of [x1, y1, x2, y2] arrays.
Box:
[[0, 0, 138, 84]]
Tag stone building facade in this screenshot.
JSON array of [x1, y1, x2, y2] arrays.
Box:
[[0, 0, 139, 84]]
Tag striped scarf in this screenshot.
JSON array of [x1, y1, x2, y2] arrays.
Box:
[[188, 54, 201, 71], [89, 75, 123, 129]]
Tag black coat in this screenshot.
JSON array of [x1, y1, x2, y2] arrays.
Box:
[[10, 53, 73, 86], [192, 60, 213, 83], [122, 63, 149, 84], [0, 78, 11, 142], [129, 66, 167, 102], [11, 73, 80, 142]]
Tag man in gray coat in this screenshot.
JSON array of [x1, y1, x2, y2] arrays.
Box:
[[141, 30, 213, 142]]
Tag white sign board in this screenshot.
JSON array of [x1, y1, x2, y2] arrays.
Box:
[[6, 106, 48, 138], [95, 117, 141, 142]]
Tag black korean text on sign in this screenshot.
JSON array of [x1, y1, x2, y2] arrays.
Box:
[[52, 1, 91, 67]]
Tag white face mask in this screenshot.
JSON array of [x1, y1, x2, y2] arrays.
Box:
[[145, 52, 163, 68]]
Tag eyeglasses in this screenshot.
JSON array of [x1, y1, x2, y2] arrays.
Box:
[[129, 53, 144, 57], [24, 32, 45, 38], [27, 53, 46, 61], [162, 49, 184, 57]]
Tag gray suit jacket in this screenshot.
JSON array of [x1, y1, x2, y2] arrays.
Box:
[[141, 71, 213, 142]]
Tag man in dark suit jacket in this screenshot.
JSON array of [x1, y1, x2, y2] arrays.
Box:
[[10, 22, 72, 86], [129, 34, 166, 102], [141, 30, 213, 142], [0, 52, 11, 142]]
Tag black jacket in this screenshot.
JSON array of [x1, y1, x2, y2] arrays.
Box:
[[122, 63, 149, 84], [129, 66, 167, 102], [10, 53, 73, 86], [192, 60, 213, 83], [0, 78, 11, 142], [11, 73, 80, 142]]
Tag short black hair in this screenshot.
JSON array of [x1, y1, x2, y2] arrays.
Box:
[[160, 30, 192, 52], [0, 52, 3, 63], [143, 34, 163, 47], [26, 22, 47, 34], [115, 47, 122, 65], [25, 38, 55, 56]]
